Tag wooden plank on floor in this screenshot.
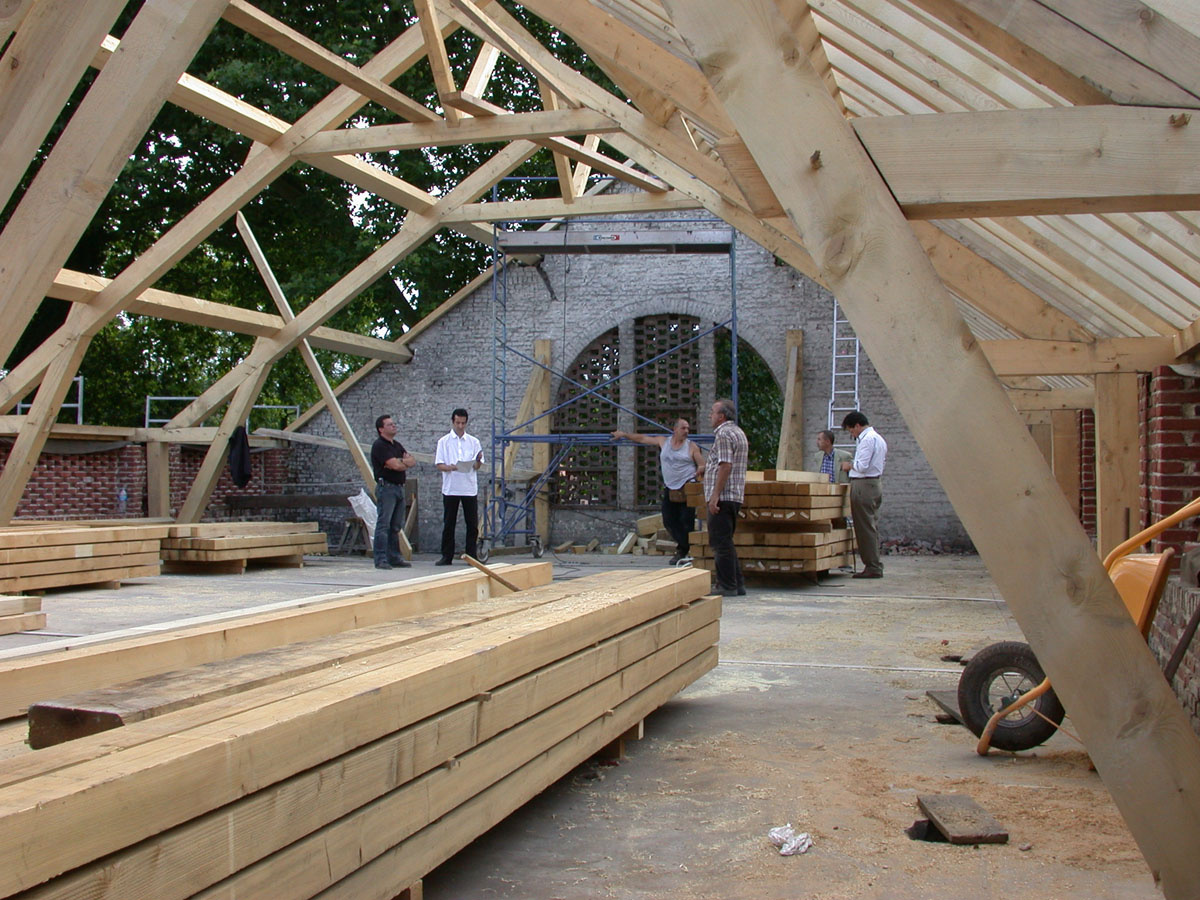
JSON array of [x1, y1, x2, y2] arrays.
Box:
[[0, 538, 161, 565], [0, 525, 169, 549], [0, 563, 161, 594], [918, 794, 1008, 844], [0, 613, 45, 636]]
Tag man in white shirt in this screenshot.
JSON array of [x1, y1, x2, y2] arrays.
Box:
[[434, 407, 484, 565], [841, 410, 887, 579]]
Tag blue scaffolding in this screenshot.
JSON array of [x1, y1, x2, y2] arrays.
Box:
[[480, 204, 740, 561]]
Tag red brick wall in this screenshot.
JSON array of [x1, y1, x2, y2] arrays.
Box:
[[1079, 409, 1096, 540], [0, 442, 291, 520], [1145, 366, 1200, 555]]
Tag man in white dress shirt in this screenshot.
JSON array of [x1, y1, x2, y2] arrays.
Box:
[[841, 410, 887, 579], [434, 408, 483, 565]]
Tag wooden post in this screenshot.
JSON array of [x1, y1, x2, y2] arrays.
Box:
[[146, 442, 172, 518], [1094, 372, 1141, 557], [775, 329, 804, 470], [663, 3, 1200, 894], [533, 338, 552, 546], [1051, 409, 1081, 518]]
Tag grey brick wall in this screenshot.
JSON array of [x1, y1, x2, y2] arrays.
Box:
[[298, 198, 970, 553]]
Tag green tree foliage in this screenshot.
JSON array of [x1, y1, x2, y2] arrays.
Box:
[[715, 329, 783, 470], [3, 0, 617, 426]]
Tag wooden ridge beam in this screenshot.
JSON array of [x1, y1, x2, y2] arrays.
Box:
[[855, 106, 1200, 218], [662, 3, 1200, 895], [445, 191, 702, 223]]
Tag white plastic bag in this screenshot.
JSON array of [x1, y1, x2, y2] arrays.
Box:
[[767, 823, 813, 856], [348, 488, 378, 543]]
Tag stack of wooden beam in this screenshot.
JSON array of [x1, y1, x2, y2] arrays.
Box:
[[0, 596, 44, 635], [684, 471, 856, 576], [160, 521, 328, 572], [0, 523, 166, 594], [0, 563, 718, 900]]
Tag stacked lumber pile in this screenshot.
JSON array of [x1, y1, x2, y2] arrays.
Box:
[[161, 521, 328, 573], [0, 523, 166, 594], [0, 564, 718, 900], [0, 596, 44, 636], [684, 471, 856, 576]]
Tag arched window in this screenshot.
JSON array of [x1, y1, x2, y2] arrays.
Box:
[[633, 314, 701, 506], [552, 327, 620, 506]]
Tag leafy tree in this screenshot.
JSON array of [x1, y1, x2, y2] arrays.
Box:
[[3, 0, 619, 426], [716, 329, 783, 470]]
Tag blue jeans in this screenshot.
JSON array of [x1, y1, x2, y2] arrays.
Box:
[[373, 480, 406, 565]]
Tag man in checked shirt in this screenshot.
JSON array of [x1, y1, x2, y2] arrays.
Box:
[[704, 398, 749, 596]]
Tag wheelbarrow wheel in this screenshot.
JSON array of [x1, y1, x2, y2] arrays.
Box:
[[957, 641, 1065, 752], [476, 540, 490, 563]]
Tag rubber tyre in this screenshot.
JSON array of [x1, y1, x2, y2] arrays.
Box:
[[956, 641, 1065, 752], [531, 538, 544, 558], [476, 540, 490, 563]]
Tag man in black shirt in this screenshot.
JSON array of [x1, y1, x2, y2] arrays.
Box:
[[370, 414, 416, 569]]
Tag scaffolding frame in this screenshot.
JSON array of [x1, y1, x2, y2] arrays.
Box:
[[482, 206, 739, 560]]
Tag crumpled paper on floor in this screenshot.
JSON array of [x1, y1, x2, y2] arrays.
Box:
[[767, 823, 814, 856]]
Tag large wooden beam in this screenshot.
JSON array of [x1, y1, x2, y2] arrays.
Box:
[[533, 338, 552, 546], [0, 0, 229, 368], [46, 269, 412, 363], [0, 0, 127, 215], [296, 108, 618, 156], [854, 106, 1200, 217], [905, 0, 1198, 106], [1038, 0, 1200, 100], [445, 191, 702, 223], [661, 3, 1200, 895], [1051, 408, 1082, 518], [981, 337, 1176, 376], [1006, 387, 1095, 410], [774, 330, 805, 470], [910, 222, 1093, 342], [1094, 372, 1142, 557]]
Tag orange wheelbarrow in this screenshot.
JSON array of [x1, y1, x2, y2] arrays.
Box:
[[957, 495, 1200, 754]]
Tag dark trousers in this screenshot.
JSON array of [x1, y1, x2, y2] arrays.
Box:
[[441, 494, 479, 561], [661, 488, 695, 556], [373, 480, 406, 565], [706, 500, 743, 591]]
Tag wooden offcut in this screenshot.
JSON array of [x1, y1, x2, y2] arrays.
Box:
[[917, 794, 1009, 844]]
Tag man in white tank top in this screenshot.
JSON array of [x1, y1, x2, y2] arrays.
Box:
[[612, 418, 706, 564]]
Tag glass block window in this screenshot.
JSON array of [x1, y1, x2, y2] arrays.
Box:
[[633, 314, 701, 506], [552, 327, 619, 506]]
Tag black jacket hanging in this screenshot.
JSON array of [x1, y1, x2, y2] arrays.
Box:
[[228, 425, 252, 488]]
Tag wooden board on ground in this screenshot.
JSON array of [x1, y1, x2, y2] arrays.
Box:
[[690, 528, 853, 548], [0, 524, 169, 550], [918, 794, 1009, 844], [165, 521, 321, 538]]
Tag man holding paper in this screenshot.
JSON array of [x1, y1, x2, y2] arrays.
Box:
[[434, 407, 484, 565]]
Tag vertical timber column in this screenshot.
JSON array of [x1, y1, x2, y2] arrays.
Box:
[[533, 338, 551, 546], [663, 2, 1200, 894], [146, 441, 172, 518], [1095, 372, 1141, 557], [1025, 413, 1053, 466], [1051, 409, 1081, 518], [775, 329, 804, 469]]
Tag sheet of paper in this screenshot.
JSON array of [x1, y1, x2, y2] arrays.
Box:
[[455, 459, 475, 472]]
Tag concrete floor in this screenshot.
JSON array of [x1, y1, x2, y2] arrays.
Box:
[[0, 551, 1161, 898]]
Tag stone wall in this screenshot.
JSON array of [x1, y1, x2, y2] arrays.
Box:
[[296, 205, 971, 553], [1150, 578, 1200, 736]]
